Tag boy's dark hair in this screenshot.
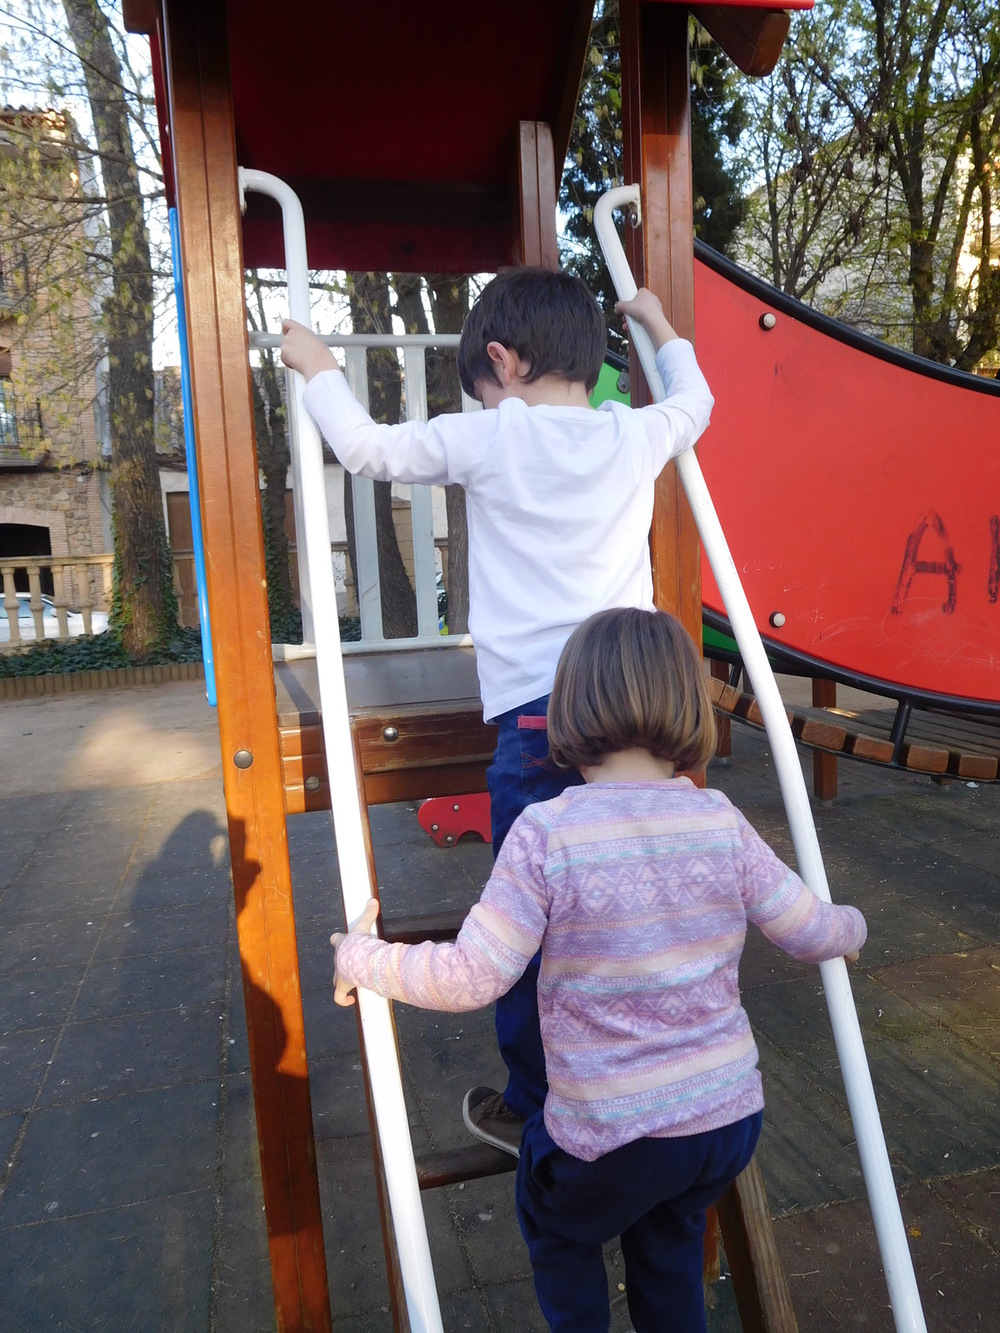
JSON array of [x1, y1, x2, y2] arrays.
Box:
[[547, 607, 717, 774], [457, 267, 606, 399]]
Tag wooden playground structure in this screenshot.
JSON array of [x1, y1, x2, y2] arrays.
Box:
[[124, 2, 931, 1330]]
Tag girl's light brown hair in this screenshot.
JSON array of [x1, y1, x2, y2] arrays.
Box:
[[547, 607, 717, 773]]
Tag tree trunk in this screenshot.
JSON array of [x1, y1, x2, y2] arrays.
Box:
[[251, 356, 296, 634], [247, 275, 295, 636], [61, 0, 179, 659], [346, 271, 417, 639], [394, 272, 471, 633]]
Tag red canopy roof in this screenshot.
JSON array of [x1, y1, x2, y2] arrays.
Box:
[[137, 1, 809, 272], [227, 0, 594, 271]]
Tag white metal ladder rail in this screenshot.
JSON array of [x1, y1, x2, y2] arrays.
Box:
[[239, 167, 444, 1333], [595, 184, 926, 1333]]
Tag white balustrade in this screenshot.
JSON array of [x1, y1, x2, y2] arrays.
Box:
[[0, 553, 112, 649]]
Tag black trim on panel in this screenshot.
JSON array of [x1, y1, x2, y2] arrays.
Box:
[[701, 607, 1000, 717], [693, 239, 1000, 400]]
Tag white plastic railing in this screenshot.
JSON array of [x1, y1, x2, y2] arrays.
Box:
[[248, 328, 479, 656], [238, 168, 444, 1333], [594, 184, 926, 1333]]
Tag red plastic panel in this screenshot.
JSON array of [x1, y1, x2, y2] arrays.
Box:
[[694, 258, 1000, 704], [418, 793, 492, 847]]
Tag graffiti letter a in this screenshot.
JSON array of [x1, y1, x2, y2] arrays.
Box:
[[891, 510, 960, 615]]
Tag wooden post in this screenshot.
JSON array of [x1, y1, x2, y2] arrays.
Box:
[[711, 658, 733, 758], [620, 8, 795, 1329], [157, 2, 331, 1328], [515, 121, 560, 268], [715, 1159, 800, 1332], [620, 0, 701, 637]]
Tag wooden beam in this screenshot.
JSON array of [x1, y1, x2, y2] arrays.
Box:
[[620, 0, 701, 636], [716, 1158, 800, 1332], [691, 6, 791, 78], [121, 0, 157, 32], [158, 2, 331, 1328], [515, 122, 560, 268]]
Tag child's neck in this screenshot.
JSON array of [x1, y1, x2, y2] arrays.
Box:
[[580, 748, 677, 784], [482, 344, 593, 409], [512, 374, 592, 409]]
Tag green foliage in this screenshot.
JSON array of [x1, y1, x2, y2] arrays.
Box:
[[735, 0, 1000, 369], [0, 624, 202, 678], [559, 2, 748, 352], [690, 27, 749, 253], [0, 614, 363, 678], [559, 3, 629, 351]]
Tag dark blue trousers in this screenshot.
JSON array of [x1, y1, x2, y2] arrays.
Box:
[[485, 694, 583, 1117], [516, 1111, 763, 1333]]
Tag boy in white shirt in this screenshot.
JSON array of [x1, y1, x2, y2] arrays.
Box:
[[281, 266, 714, 1154]]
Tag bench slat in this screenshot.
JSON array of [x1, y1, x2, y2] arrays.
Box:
[[708, 678, 1000, 782]]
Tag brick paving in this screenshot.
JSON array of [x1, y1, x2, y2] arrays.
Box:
[[1, 677, 997, 1330]]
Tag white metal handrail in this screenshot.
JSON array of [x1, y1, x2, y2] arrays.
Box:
[[239, 168, 444, 1333], [594, 184, 926, 1333]]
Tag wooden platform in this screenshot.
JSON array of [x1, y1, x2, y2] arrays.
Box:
[[708, 673, 1000, 783], [275, 646, 497, 813]]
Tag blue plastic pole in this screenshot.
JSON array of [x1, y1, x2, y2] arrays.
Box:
[[169, 207, 216, 705]]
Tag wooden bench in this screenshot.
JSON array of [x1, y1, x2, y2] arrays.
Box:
[[707, 671, 1000, 795]]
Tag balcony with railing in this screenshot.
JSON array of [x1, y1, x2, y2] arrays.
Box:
[[0, 554, 112, 649], [0, 383, 44, 467]]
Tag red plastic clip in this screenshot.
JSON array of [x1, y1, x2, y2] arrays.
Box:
[[417, 792, 492, 847]]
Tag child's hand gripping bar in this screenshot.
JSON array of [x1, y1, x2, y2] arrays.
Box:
[[594, 184, 926, 1333]]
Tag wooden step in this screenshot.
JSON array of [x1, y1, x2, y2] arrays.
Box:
[[382, 909, 467, 944], [415, 1142, 516, 1189]]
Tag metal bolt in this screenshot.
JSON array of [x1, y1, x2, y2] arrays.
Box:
[[304, 776, 321, 792], [759, 312, 777, 331], [431, 823, 439, 833], [233, 749, 253, 769], [444, 835, 454, 845], [453, 803, 460, 812], [769, 611, 786, 628], [382, 726, 399, 743]]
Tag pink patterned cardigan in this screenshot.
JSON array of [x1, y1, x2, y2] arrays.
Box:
[[335, 779, 867, 1161]]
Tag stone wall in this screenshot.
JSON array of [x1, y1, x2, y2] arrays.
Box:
[[0, 469, 105, 556], [0, 470, 109, 605]]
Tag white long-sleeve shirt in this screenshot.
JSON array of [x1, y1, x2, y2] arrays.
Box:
[[303, 340, 713, 719]]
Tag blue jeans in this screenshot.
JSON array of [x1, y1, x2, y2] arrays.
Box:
[[516, 1111, 763, 1333], [485, 694, 584, 1118]]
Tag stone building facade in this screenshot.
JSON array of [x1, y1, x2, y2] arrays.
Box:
[[0, 109, 112, 608]]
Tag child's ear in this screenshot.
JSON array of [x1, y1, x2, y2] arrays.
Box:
[[486, 341, 519, 385]]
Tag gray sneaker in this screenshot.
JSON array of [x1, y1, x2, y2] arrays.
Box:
[[462, 1086, 524, 1158]]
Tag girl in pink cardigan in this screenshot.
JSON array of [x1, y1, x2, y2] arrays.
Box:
[[333, 606, 866, 1333]]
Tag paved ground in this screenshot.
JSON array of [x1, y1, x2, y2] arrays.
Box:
[[1, 677, 998, 1331]]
